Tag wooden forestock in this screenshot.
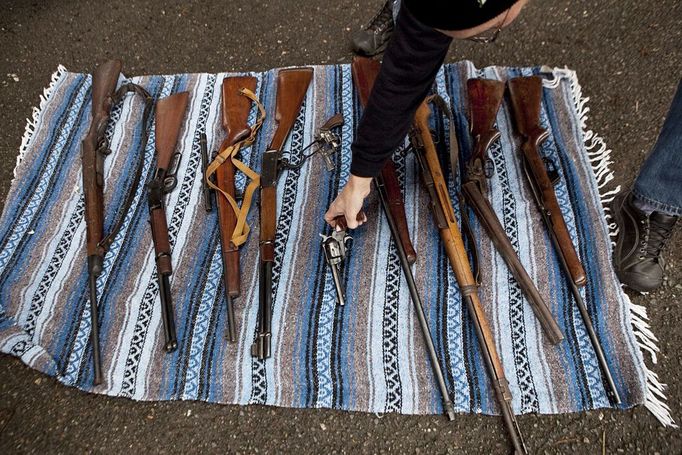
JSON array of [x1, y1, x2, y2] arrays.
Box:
[[217, 76, 257, 297], [507, 76, 586, 286], [351, 56, 417, 264], [82, 59, 122, 258]]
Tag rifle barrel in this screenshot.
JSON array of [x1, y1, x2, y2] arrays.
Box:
[[88, 272, 103, 386], [376, 175, 456, 421], [537, 197, 621, 405], [461, 181, 564, 344], [465, 294, 528, 454]]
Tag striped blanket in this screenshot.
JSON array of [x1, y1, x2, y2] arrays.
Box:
[[0, 62, 671, 423]]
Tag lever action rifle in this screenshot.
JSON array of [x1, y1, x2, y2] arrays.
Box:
[[411, 100, 527, 454], [209, 76, 260, 342], [507, 76, 621, 405], [351, 56, 455, 420], [147, 91, 189, 353], [252, 68, 313, 359], [82, 59, 153, 385], [461, 78, 564, 344]]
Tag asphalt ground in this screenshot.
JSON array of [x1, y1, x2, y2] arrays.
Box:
[[0, 0, 680, 453]]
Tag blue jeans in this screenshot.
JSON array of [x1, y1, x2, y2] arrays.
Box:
[[632, 80, 682, 217]]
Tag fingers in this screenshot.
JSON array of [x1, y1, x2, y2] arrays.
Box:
[[325, 182, 371, 230]]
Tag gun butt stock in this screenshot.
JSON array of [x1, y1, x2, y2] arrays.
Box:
[[268, 68, 314, 151], [90, 59, 122, 122], [467, 78, 505, 162], [155, 92, 190, 172]]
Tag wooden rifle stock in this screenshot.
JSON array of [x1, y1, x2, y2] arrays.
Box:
[[412, 101, 527, 454], [82, 59, 122, 260], [253, 67, 313, 359], [148, 91, 189, 353], [217, 76, 258, 300], [351, 57, 416, 264], [463, 79, 564, 344], [81, 59, 123, 386], [506, 76, 586, 286], [467, 78, 505, 182], [507, 76, 620, 405]]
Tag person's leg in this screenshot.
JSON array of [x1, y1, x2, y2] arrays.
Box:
[[631, 80, 682, 216], [350, 1, 398, 56], [611, 80, 681, 292]]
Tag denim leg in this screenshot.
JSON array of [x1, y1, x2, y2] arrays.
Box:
[[632, 79, 682, 217]]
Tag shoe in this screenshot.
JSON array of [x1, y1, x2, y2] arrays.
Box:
[[351, 0, 395, 56], [611, 192, 677, 292]]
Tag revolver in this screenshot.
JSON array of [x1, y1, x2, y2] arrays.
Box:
[[321, 212, 364, 306]]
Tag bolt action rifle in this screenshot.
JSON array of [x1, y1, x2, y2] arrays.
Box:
[[81, 59, 153, 385], [351, 56, 454, 420], [411, 99, 527, 454], [507, 75, 621, 405], [252, 67, 313, 359], [461, 78, 564, 344], [147, 91, 189, 353]]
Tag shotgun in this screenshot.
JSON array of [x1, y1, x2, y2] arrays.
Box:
[[461, 78, 564, 344], [81, 59, 153, 385], [411, 100, 527, 454], [351, 56, 455, 420], [147, 91, 189, 353], [252, 68, 313, 359], [507, 76, 621, 405]]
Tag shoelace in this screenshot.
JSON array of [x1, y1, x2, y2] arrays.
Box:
[[640, 216, 676, 261], [365, 1, 393, 32]]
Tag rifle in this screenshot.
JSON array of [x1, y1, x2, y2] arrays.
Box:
[[147, 91, 189, 353], [461, 78, 564, 344], [81, 60, 153, 385], [252, 68, 313, 359], [203, 76, 263, 342], [351, 56, 454, 420], [507, 76, 621, 405], [411, 100, 527, 454]]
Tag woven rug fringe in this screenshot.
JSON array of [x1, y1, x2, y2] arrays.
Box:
[[553, 66, 677, 428], [15, 64, 67, 186]]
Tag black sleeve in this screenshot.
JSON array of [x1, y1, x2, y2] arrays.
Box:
[[350, 3, 453, 178]]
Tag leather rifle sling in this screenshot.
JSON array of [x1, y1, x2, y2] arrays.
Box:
[[205, 88, 266, 246]]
